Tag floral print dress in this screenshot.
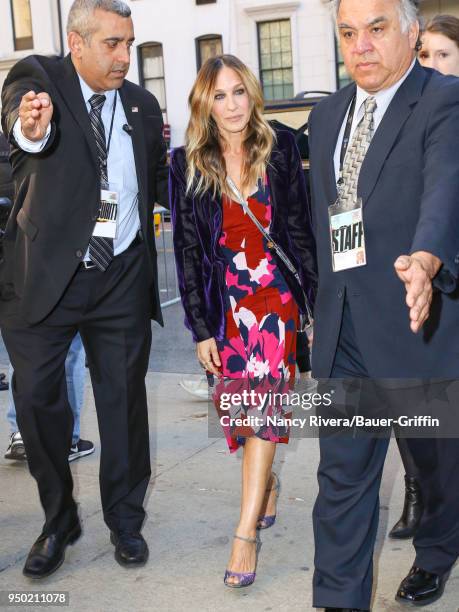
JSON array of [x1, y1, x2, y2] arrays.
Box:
[[213, 177, 298, 452]]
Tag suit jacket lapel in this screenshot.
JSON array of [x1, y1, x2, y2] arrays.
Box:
[[118, 86, 148, 227], [52, 55, 99, 168], [359, 61, 427, 205]]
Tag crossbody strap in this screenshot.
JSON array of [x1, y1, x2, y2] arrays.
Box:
[[226, 177, 313, 325]]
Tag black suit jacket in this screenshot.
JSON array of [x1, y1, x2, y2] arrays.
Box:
[[308, 61, 459, 378], [170, 129, 318, 343], [0, 54, 168, 325]]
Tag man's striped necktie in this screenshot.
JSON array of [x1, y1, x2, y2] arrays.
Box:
[[88, 94, 114, 271], [339, 96, 377, 209]]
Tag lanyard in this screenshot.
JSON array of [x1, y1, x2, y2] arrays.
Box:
[[338, 94, 357, 183], [106, 91, 117, 158]]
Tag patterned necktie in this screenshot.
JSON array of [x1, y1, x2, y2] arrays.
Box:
[[339, 96, 377, 208], [88, 94, 114, 271]]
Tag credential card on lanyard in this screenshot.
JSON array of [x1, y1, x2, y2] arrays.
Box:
[[93, 185, 119, 239], [328, 197, 366, 272]]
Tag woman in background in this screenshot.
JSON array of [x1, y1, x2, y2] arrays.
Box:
[[170, 55, 316, 587], [418, 14, 459, 76]]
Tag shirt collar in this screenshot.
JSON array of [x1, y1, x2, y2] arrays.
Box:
[[355, 58, 416, 115], [77, 74, 116, 108]]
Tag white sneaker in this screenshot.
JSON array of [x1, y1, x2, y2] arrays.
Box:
[[5, 431, 27, 461], [179, 376, 209, 400]]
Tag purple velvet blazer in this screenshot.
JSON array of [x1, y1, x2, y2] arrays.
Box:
[[169, 129, 318, 343]]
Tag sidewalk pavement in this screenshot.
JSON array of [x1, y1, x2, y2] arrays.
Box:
[[0, 372, 457, 612]]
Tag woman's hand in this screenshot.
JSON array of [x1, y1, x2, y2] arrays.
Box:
[[196, 338, 222, 377]]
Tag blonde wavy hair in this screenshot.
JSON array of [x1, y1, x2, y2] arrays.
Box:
[[185, 54, 275, 197]]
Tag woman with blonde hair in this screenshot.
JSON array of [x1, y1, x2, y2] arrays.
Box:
[[170, 54, 317, 587]]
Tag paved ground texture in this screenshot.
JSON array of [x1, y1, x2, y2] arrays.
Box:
[[0, 370, 458, 612]]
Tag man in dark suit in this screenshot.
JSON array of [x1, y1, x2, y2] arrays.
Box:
[[0, 0, 167, 578], [308, 0, 459, 609]]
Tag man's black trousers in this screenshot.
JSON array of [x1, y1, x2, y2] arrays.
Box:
[[2, 240, 152, 536]]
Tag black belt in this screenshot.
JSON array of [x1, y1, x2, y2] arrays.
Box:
[[80, 230, 143, 271]]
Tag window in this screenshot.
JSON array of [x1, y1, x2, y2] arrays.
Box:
[[10, 0, 33, 51], [196, 34, 223, 70], [258, 20, 293, 101], [138, 43, 167, 113], [335, 38, 352, 89]]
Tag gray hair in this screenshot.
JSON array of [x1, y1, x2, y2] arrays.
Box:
[[67, 0, 131, 40], [331, 0, 419, 33]]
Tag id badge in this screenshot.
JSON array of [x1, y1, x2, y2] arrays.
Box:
[[92, 183, 119, 240], [328, 197, 366, 272]]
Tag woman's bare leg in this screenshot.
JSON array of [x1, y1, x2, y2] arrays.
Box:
[[225, 437, 276, 584]]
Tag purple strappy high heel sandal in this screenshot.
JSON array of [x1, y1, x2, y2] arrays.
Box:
[[257, 472, 280, 530], [223, 534, 261, 588]]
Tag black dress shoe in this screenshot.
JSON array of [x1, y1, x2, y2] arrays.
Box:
[[23, 522, 82, 579], [110, 531, 148, 567], [389, 475, 423, 539], [396, 566, 449, 606]]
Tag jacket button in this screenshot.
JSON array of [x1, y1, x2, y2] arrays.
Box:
[[337, 289, 343, 299], [76, 250, 83, 258]]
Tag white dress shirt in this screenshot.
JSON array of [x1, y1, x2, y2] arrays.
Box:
[[13, 121, 51, 152], [13, 74, 140, 259], [333, 59, 416, 184]]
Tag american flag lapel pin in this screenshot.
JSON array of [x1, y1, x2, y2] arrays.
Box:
[[131, 106, 139, 113]]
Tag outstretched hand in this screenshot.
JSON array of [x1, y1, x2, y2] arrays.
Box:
[[394, 251, 441, 333]]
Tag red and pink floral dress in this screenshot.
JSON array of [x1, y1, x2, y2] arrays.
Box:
[[213, 177, 298, 452]]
